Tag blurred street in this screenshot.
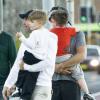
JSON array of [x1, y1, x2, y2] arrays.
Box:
[[84, 71, 100, 100], [85, 71, 100, 93]]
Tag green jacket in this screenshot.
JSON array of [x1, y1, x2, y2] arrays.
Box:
[[0, 31, 16, 85]]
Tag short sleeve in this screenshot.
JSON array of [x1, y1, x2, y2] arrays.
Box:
[[76, 31, 86, 48], [70, 31, 86, 54]]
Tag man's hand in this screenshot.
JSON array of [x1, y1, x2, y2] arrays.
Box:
[[2, 85, 16, 100], [16, 32, 23, 39], [61, 67, 73, 75], [2, 86, 11, 100], [55, 63, 63, 73], [55, 63, 72, 75]]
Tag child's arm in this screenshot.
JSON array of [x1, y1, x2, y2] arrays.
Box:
[[16, 32, 35, 50], [19, 60, 24, 70]]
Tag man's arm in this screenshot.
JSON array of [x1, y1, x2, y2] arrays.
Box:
[[55, 45, 86, 74], [16, 31, 36, 50], [4, 44, 25, 88], [55, 31, 87, 73], [62, 45, 86, 68], [2, 43, 25, 100]]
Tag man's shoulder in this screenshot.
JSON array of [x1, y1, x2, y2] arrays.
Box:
[[71, 31, 85, 44], [76, 31, 85, 37], [1, 31, 12, 38], [71, 31, 85, 41]]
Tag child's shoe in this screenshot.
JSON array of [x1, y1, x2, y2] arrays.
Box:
[[83, 93, 96, 100]]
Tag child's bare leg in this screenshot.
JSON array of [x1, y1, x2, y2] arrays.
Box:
[[77, 79, 96, 100], [77, 78, 89, 94]]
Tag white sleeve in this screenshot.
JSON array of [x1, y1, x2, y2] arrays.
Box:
[[24, 35, 58, 72], [4, 44, 25, 88], [24, 60, 49, 72], [19, 32, 36, 50]]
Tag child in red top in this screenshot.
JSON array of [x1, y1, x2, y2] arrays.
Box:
[[50, 27, 76, 56]]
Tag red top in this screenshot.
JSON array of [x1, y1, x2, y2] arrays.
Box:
[[50, 27, 76, 56]]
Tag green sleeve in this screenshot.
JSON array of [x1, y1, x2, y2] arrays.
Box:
[[8, 35, 17, 68]]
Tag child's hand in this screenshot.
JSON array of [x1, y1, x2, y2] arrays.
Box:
[[10, 85, 16, 94], [19, 61, 24, 70], [16, 32, 23, 39]]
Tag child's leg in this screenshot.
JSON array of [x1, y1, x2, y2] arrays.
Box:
[[77, 78, 89, 94], [71, 65, 89, 93], [72, 66, 96, 100]]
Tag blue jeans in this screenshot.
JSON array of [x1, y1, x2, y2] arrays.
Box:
[[0, 85, 3, 100]]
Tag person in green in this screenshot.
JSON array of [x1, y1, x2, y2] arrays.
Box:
[[0, 31, 16, 100]]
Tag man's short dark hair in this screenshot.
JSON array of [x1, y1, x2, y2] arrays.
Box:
[[49, 6, 72, 26], [49, 7, 69, 26]]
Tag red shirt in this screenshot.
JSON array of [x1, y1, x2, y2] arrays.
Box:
[[50, 27, 76, 56]]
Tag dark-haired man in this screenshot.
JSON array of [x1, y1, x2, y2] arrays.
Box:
[[49, 6, 95, 100], [2, 9, 58, 100]]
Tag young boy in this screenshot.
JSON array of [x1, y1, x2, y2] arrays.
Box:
[[10, 9, 57, 100], [49, 7, 95, 100]]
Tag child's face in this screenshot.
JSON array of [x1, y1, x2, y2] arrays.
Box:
[[25, 19, 41, 31], [30, 20, 41, 30]]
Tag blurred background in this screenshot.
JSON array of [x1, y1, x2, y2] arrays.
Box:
[[0, 0, 100, 45]]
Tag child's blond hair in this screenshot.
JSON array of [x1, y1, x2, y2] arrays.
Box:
[[28, 9, 47, 25]]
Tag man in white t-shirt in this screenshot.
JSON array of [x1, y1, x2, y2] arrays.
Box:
[[2, 9, 58, 100]]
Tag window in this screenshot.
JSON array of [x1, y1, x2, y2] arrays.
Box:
[[87, 48, 99, 56]]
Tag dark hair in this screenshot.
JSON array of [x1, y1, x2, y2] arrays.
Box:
[[50, 6, 68, 13], [49, 6, 70, 26], [50, 10, 68, 26]]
